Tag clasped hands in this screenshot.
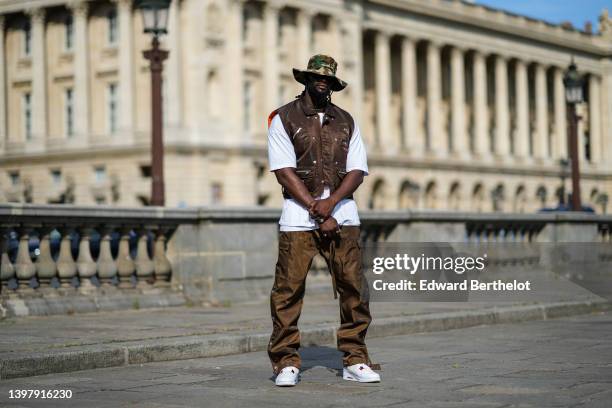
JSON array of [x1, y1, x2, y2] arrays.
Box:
[[307, 198, 340, 237]]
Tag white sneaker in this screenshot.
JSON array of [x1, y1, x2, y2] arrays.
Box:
[[275, 366, 299, 386], [343, 363, 381, 383]]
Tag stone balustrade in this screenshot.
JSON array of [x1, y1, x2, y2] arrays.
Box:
[[1, 203, 611, 317], [0, 204, 198, 316]]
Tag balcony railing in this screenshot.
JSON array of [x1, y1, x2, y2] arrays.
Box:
[[1, 203, 611, 317]]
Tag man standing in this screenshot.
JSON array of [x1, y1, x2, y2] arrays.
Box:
[[267, 54, 380, 386]]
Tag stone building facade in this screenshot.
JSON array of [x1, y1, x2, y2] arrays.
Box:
[[0, 0, 611, 213]]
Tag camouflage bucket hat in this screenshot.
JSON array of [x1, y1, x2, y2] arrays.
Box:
[[292, 54, 347, 92]]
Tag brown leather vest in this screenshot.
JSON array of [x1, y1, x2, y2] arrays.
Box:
[[270, 91, 355, 199]]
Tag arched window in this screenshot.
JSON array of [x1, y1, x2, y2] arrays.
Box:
[[535, 186, 547, 209], [491, 184, 506, 212], [472, 184, 484, 212], [207, 70, 221, 118], [514, 185, 526, 213], [424, 181, 438, 209], [448, 182, 462, 211], [369, 179, 387, 210], [399, 180, 420, 209]]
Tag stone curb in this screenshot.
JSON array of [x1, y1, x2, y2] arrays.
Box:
[[1, 299, 610, 380]]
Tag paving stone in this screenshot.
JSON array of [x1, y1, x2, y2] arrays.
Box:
[[2, 312, 611, 407]]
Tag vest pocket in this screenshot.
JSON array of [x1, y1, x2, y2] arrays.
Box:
[[296, 168, 313, 180]]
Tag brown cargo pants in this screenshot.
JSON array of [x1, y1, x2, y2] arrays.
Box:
[[268, 226, 372, 375]]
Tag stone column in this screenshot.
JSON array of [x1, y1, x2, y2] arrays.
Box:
[[473, 50, 489, 156], [329, 15, 343, 71], [553, 67, 567, 159], [296, 8, 313, 67], [263, 2, 280, 115], [28, 8, 47, 144], [165, 0, 182, 128], [515, 59, 530, 159], [182, 0, 204, 136], [0, 16, 5, 153], [450, 46, 467, 157], [374, 30, 392, 152], [494, 55, 510, 157], [534, 63, 549, 160], [347, 12, 364, 126], [116, 0, 134, 136], [427, 40, 443, 156], [401, 36, 420, 153], [588, 74, 602, 164], [69, 1, 90, 140], [577, 103, 586, 162], [603, 61, 612, 170], [227, 0, 244, 140]]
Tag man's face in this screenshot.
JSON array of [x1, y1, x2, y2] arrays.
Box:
[[306, 73, 332, 99]]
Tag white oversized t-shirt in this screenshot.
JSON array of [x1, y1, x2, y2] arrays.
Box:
[[268, 112, 369, 231]]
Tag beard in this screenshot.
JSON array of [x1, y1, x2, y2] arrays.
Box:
[[306, 82, 331, 106]]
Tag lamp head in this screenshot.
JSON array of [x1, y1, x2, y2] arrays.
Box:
[[136, 0, 171, 37], [563, 59, 584, 104]]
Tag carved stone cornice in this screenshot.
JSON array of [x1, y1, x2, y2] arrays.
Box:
[[25, 7, 46, 24], [67, 0, 89, 18]]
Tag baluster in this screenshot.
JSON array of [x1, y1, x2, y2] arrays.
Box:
[[153, 227, 172, 287], [57, 227, 77, 289], [36, 226, 57, 291], [116, 226, 135, 288], [0, 227, 15, 295], [135, 227, 154, 288], [97, 225, 118, 287], [15, 226, 36, 292], [76, 227, 97, 291]]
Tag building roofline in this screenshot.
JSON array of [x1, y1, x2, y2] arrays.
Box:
[[460, 0, 593, 35], [370, 0, 611, 56]]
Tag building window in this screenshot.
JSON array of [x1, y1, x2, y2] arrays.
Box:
[[94, 166, 106, 183], [65, 15, 74, 50], [139, 164, 152, 178], [23, 21, 32, 56], [243, 81, 251, 132], [107, 83, 117, 134], [107, 9, 117, 45], [9, 171, 20, 186], [65, 88, 74, 137], [50, 169, 62, 185], [279, 84, 285, 106], [23, 92, 32, 140], [211, 183, 223, 204]]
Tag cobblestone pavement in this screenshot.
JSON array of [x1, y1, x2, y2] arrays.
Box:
[[1, 312, 611, 408]]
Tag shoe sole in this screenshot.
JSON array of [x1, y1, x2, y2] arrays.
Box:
[[275, 382, 297, 386], [343, 372, 380, 383], [275, 377, 299, 387]]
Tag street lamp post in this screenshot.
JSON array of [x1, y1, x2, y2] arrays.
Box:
[[136, 0, 171, 206], [563, 61, 585, 212], [558, 158, 570, 207]]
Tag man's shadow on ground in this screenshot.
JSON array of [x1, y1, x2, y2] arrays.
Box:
[[268, 345, 346, 382]]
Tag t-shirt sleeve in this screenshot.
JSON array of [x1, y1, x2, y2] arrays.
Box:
[[268, 114, 297, 171], [346, 124, 369, 176]]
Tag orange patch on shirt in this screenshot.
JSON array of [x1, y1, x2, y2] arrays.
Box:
[[268, 110, 278, 129]]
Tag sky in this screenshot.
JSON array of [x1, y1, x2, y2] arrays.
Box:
[[472, 0, 610, 32]]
